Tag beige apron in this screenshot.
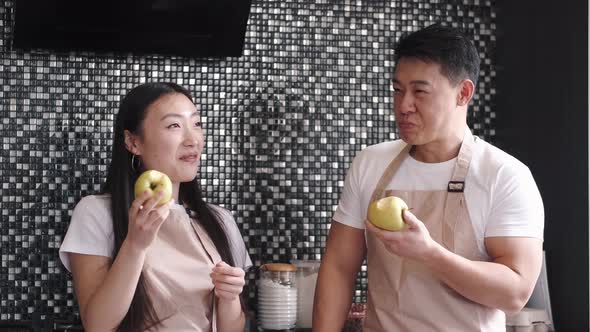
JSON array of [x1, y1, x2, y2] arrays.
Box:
[[364, 130, 506, 332], [143, 205, 221, 332]]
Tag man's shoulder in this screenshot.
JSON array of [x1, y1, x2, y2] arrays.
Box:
[[348, 140, 407, 175], [473, 138, 531, 175], [357, 139, 407, 161]]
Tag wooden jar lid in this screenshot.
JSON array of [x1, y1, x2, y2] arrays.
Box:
[[261, 263, 297, 272]]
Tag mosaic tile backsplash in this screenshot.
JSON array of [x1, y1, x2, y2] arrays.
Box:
[[0, 0, 496, 325]]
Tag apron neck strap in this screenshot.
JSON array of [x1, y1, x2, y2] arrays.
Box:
[[370, 144, 412, 203], [369, 127, 477, 202], [442, 128, 476, 250], [186, 209, 223, 264], [447, 128, 476, 193]]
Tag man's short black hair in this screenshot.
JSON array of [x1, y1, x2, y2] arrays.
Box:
[[393, 23, 481, 87]]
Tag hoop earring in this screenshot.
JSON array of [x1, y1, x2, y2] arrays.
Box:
[[131, 154, 141, 173]]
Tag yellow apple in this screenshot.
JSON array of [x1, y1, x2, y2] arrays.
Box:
[[134, 170, 173, 207], [367, 196, 409, 231]]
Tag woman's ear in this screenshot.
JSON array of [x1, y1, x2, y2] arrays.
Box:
[[124, 130, 141, 155], [457, 79, 475, 106]]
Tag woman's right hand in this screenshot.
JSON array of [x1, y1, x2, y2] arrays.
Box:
[[126, 191, 174, 252]]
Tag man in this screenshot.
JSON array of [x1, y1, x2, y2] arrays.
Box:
[[313, 23, 544, 331]]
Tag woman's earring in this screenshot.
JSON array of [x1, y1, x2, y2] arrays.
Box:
[[131, 154, 141, 173]]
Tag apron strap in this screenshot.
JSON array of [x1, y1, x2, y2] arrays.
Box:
[[188, 212, 223, 332], [366, 128, 476, 252], [442, 128, 476, 250], [188, 214, 223, 264], [369, 144, 412, 204]]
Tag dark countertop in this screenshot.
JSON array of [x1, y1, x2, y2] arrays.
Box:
[[246, 317, 363, 332], [246, 318, 312, 331]]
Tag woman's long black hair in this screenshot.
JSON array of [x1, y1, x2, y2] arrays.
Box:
[[102, 82, 236, 331]]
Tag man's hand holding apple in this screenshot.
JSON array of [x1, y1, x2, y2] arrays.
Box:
[[365, 210, 438, 262]]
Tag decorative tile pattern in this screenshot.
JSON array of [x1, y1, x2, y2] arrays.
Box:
[[0, 0, 496, 324]]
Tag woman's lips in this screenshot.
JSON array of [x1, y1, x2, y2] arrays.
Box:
[[180, 154, 200, 163]]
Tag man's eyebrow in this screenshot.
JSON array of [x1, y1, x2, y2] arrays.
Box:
[[410, 80, 432, 86], [392, 78, 432, 86]]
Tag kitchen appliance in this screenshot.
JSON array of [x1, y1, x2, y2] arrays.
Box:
[[292, 260, 321, 329]]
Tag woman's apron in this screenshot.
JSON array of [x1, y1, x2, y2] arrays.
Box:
[[143, 205, 221, 331], [364, 130, 506, 332]]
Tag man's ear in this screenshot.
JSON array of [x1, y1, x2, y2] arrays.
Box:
[[124, 130, 141, 155], [457, 79, 475, 106]]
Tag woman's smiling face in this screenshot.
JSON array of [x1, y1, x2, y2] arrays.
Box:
[[126, 92, 204, 184]]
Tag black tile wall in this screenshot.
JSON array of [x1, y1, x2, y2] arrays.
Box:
[[0, 0, 496, 324]]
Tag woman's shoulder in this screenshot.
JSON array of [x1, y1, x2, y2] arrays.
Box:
[[60, 194, 114, 271], [71, 194, 113, 231], [75, 193, 111, 209]]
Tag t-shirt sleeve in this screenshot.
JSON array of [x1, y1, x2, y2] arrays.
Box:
[[332, 152, 366, 229], [485, 164, 544, 240], [216, 207, 253, 271], [59, 196, 115, 272]]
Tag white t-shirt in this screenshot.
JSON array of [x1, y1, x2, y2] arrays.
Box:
[[59, 194, 253, 272], [333, 137, 544, 255]]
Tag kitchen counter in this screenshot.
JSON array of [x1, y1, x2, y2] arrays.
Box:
[[246, 317, 362, 332]]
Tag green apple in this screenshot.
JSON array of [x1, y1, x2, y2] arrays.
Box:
[[367, 196, 409, 231], [134, 170, 173, 207]]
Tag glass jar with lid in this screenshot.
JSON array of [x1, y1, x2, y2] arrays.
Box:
[[257, 263, 298, 331]]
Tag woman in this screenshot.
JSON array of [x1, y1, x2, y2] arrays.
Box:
[[59, 82, 251, 331]]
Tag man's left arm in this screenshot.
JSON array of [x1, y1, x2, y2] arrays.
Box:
[[365, 212, 543, 314], [425, 235, 543, 314]]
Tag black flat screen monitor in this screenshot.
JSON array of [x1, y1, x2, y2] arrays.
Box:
[[13, 0, 253, 57]]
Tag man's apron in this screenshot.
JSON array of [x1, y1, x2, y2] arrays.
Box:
[[364, 130, 506, 331], [143, 205, 222, 331]]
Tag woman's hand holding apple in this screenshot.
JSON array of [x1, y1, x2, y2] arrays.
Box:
[[126, 190, 174, 252]]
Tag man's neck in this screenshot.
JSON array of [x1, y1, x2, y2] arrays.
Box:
[[411, 128, 466, 163]]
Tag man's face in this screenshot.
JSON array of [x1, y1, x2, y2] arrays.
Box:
[[392, 57, 464, 146]]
